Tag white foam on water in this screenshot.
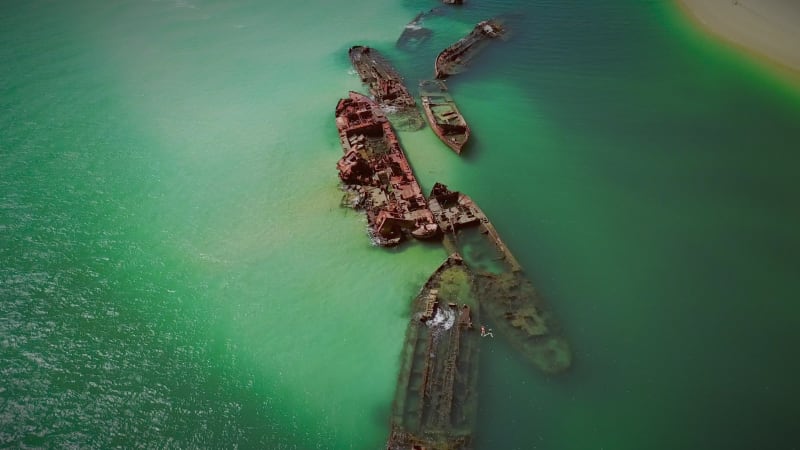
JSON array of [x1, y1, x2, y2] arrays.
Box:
[[427, 305, 456, 331]]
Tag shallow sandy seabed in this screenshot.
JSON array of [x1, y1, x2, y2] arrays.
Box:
[[678, 0, 800, 72]]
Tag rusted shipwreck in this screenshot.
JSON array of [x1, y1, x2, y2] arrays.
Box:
[[428, 183, 571, 374], [387, 254, 480, 450], [349, 45, 425, 130], [335, 91, 439, 246], [435, 19, 505, 79], [396, 10, 437, 51], [420, 79, 470, 154]]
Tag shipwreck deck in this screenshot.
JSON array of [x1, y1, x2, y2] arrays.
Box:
[[387, 254, 480, 450], [335, 91, 438, 246], [420, 79, 470, 154], [435, 19, 506, 79], [428, 183, 572, 374], [349, 45, 425, 130]]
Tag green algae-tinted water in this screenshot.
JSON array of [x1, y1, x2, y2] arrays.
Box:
[[2, 0, 800, 448]]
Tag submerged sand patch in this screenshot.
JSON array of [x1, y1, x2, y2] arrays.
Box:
[[677, 0, 800, 72]]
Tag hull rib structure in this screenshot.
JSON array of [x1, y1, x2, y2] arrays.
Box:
[[387, 254, 480, 450], [428, 183, 572, 374]]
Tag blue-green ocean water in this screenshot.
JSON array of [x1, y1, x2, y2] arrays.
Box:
[[2, 0, 800, 448]]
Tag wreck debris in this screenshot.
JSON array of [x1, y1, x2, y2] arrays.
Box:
[[397, 7, 445, 51], [348, 45, 425, 130], [435, 19, 506, 79], [335, 91, 439, 246], [397, 24, 432, 52], [420, 79, 470, 154], [396, 11, 434, 51], [387, 254, 480, 450], [428, 183, 572, 374]]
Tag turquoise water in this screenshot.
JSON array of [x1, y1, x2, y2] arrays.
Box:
[[2, 0, 800, 448]]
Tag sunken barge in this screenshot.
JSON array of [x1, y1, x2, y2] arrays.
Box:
[[387, 254, 480, 450], [335, 91, 439, 246], [428, 183, 571, 374], [420, 79, 470, 154], [349, 46, 425, 130], [435, 19, 505, 79]]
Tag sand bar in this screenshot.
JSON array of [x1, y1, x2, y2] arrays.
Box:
[[678, 0, 800, 72]]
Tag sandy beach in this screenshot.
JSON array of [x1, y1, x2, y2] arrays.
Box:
[[678, 0, 800, 72]]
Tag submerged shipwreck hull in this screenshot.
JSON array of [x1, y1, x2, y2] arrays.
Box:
[[396, 24, 433, 52], [420, 79, 470, 154], [335, 91, 439, 246], [397, 10, 435, 51], [397, 7, 446, 51], [349, 45, 425, 130], [428, 183, 571, 374], [387, 254, 480, 450], [435, 19, 505, 79]]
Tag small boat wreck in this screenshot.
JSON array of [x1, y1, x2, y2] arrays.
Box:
[[396, 11, 434, 51], [348, 45, 425, 130], [427, 183, 571, 374], [396, 24, 432, 52], [335, 91, 439, 246], [387, 254, 480, 450], [420, 79, 470, 154], [435, 19, 506, 79]]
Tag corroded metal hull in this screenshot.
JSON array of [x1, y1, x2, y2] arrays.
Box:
[[349, 46, 425, 130], [387, 254, 480, 450], [428, 183, 572, 374], [420, 80, 470, 154], [434, 19, 505, 79], [335, 92, 438, 246]]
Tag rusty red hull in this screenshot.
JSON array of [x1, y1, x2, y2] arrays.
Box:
[[335, 92, 439, 246], [348, 46, 425, 130], [434, 19, 505, 79], [420, 80, 470, 154]]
